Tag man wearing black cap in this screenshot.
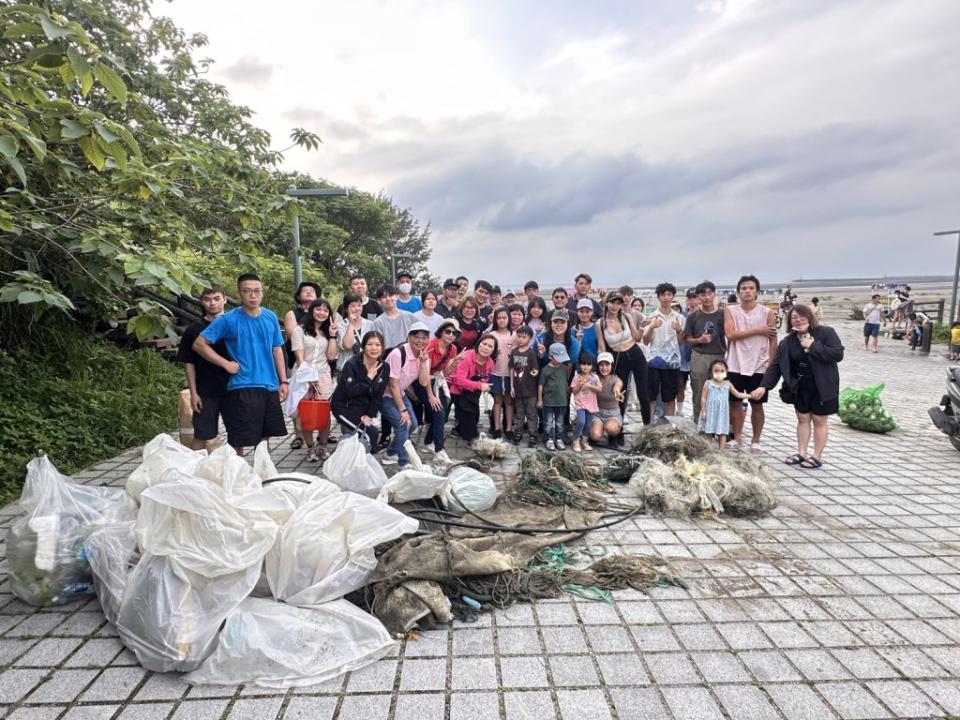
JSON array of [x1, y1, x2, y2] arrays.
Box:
[[437, 278, 460, 318]]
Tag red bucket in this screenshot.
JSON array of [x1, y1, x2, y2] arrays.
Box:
[[298, 398, 330, 432]]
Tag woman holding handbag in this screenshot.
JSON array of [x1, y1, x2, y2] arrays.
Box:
[[291, 299, 339, 461], [331, 331, 390, 452], [753, 304, 844, 469]]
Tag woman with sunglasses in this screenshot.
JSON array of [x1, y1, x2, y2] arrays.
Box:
[[415, 317, 463, 463]]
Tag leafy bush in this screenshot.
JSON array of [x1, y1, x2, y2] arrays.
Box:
[[0, 337, 182, 504]]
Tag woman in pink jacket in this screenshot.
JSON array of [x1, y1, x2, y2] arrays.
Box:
[[449, 334, 496, 448]]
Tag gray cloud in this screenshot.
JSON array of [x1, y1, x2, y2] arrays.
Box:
[[222, 55, 274, 84]]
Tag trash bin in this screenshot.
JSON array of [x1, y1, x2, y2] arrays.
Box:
[[921, 322, 933, 354]]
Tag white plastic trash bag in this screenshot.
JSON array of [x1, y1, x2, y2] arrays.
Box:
[[135, 472, 279, 579], [85, 521, 138, 625], [184, 597, 395, 688], [3, 456, 136, 606], [193, 443, 263, 499], [323, 433, 388, 497], [283, 362, 319, 417], [126, 434, 206, 502], [116, 553, 261, 673], [376, 469, 449, 505], [267, 482, 417, 606], [445, 466, 499, 513]]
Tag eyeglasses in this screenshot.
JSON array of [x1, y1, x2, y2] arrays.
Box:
[[443, 328, 458, 335]]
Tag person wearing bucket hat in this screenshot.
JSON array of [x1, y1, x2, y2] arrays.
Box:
[[591, 351, 626, 446], [538, 342, 571, 450], [380, 321, 432, 467], [415, 317, 462, 463]]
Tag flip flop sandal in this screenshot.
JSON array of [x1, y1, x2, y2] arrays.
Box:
[[290, 437, 304, 450], [750, 443, 762, 454], [784, 454, 806, 465], [800, 457, 823, 469]]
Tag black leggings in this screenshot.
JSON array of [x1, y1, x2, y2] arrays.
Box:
[[612, 344, 651, 425], [453, 391, 482, 441]]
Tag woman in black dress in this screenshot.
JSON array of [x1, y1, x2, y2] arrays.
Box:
[[754, 304, 844, 469]]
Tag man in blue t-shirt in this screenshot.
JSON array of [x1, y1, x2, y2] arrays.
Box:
[[194, 273, 289, 454]]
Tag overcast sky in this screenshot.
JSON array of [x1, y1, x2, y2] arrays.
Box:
[[164, 0, 960, 287]]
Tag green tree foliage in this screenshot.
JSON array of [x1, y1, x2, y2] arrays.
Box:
[[0, 0, 435, 348]]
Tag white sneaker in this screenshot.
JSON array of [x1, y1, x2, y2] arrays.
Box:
[[434, 449, 452, 464], [555, 439, 566, 451], [545, 439, 556, 451], [571, 439, 582, 453], [381, 452, 399, 465], [419, 444, 434, 455]]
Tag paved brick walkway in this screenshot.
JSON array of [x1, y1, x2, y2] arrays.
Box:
[[1, 320, 959, 719]]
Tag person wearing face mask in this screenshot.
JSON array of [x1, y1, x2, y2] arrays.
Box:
[[699, 359, 750, 450], [395, 271, 422, 313], [753, 304, 844, 469]]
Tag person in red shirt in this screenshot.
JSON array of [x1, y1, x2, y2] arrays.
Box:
[[414, 318, 463, 464]]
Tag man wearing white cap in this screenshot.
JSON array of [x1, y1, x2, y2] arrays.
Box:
[[381, 322, 432, 467]]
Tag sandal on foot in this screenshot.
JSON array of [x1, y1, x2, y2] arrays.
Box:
[[783, 454, 806, 465], [800, 457, 823, 469], [290, 437, 304, 450], [750, 442, 762, 454]]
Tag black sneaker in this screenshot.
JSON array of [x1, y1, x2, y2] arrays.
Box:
[[491, 428, 502, 440], [512, 432, 522, 445], [528, 435, 537, 447]]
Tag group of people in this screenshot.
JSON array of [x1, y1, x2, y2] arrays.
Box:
[[175, 270, 845, 472]]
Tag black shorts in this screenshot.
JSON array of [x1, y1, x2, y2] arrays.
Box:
[[679, 370, 690, 385], [728, 372, 768, 404], [192, 395, 225, 441], [647, 367, 680, 402], [794, 383, 839, 416], [222, 387, 288, 448]]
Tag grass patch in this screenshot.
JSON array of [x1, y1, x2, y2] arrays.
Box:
[[0, 336, 182, 504]]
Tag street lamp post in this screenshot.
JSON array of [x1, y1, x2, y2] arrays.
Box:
[[390, 253, 414, 285], [934, 229, 960, 326], [285, 187, 350, 287]]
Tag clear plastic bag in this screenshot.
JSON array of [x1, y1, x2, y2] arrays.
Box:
[[266, 482, 417, 606], [126, 434, 207, 502], [3, 456, 136, 606], [376, 469, 449, 505], [184, 597, 395, 688], [322, 433, 388, 497], [116, 553, 261, 673], [445, 466, 499, 513], [85, 521, 138, 625]]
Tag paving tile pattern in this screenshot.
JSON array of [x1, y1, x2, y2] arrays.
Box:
[[1, 320, 959, 718]]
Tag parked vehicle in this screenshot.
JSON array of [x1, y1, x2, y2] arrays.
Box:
[[929, 367, 960, 451]]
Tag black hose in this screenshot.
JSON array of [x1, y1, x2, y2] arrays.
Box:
[[403, 505, 642, 534], [262, 476, 312, 486]]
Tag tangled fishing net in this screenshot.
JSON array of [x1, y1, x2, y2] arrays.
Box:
[[452, 545, 685, 611], [471, 434, 511, 460], [631, 422, 713, 462], [629, 452, 776, 518], [510, 451, 610, 511]]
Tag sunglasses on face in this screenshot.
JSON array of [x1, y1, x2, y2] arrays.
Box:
[[443, 328, 458, 335]]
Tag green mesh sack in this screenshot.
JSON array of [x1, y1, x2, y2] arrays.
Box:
[[838, 383, 897, 433]]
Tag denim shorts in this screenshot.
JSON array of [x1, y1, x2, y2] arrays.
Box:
[[490, 375, 512, 396]]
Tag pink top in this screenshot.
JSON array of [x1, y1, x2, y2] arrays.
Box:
[[573, 372, 600, 412], [449, 349, 493, 395], [726, 303, 772, 375], [491, 330, 515, 377], [385, 342, 425, 392]]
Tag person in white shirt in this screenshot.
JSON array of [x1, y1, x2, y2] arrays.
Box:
[[642, 282, 685, 419], [862, 293, 883, 353]]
